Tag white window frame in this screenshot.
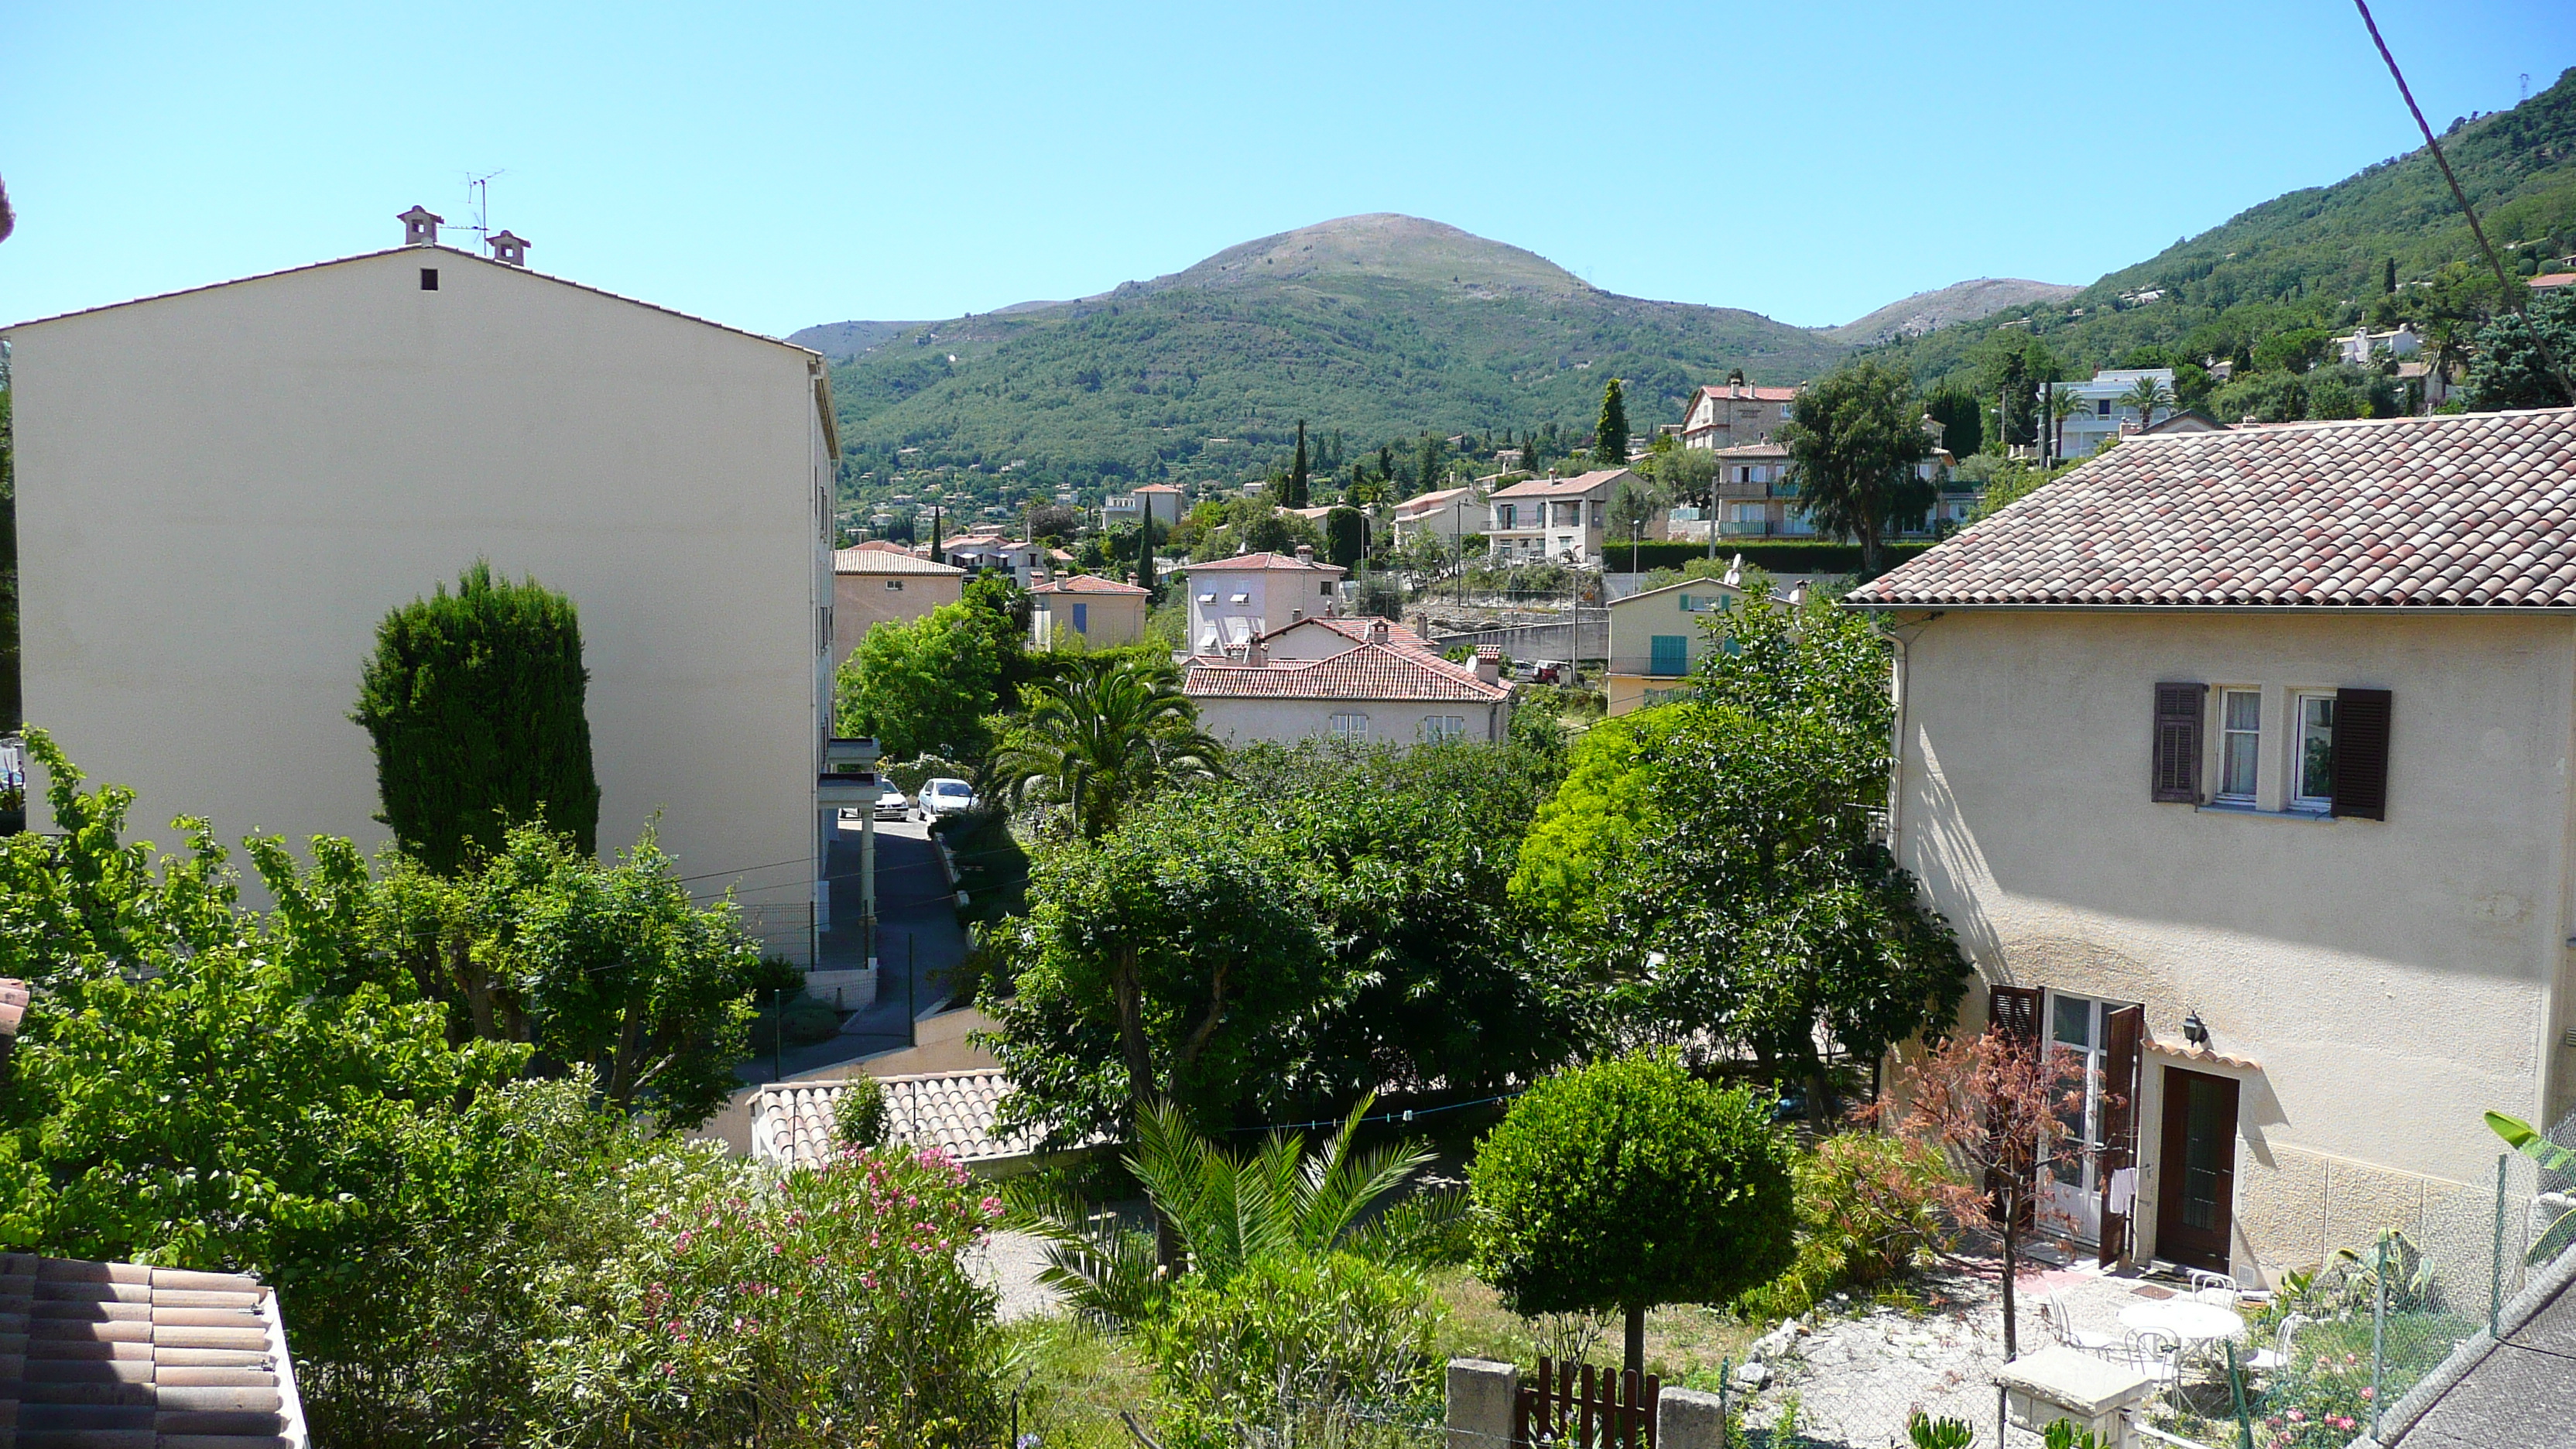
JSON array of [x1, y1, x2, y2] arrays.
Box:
[[1329, 711, 1370, 744], [2214, 687, 2262, 804], [2290, 690, 2337, 813], [884, 579, 905, 591], [1417, 715, 1465, 743]]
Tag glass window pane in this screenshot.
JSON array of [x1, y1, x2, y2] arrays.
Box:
[[2054, 994, 2091, 1048], [2218, 690, 2261, 800], [2224, 690, 2261, 731], [2299, 696, 2335, 801]]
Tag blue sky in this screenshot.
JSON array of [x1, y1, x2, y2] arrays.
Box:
[[5, 1, 2570, 339]]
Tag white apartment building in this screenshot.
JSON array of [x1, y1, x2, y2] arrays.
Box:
[[4, 210, 840, 961], [1486, 469, 1644, 564], [1183, 548, 1348, 653], [2052, 368, 2179, 459]]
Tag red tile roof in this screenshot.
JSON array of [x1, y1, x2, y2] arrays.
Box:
[[1396, 485, 1479, 516], [1846, 409, 2576, 608], [1186, 641, 1509, 702], [2530, 273, 2576, 289], [1187, 550, 1348, 575], [1030, 573, 1148, 596], [1695, 383, 1800, 402], [834, 546, 965, 576], [1490, 468, 1631, 499], [753, 1070, 1093, 1167], [1265, 615, 1440, 655], [1134, 483, 1185, 494]]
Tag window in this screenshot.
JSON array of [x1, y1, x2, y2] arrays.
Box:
[[2097, 399, 2112, 418], [1329, 712, 1369, 743], [1498, 504, 1517, 528], [1229, 592, 1249, 605], [1071, 601, 1089, 633], [1196, 591, 1214, 605], [884, 580, 904, 591], [1649, 635, 1689, 677], [2293, 694, 2335, 810], [419, 268, 439, 291], [1590, 502, 1606, 528], [1418, 715, 1465, 743], [1319, 581, 1333, 597], [2216, 689, 2260, 802]]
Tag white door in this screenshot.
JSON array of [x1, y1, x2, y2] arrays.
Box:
[[2041, 992, 2122, 1244]]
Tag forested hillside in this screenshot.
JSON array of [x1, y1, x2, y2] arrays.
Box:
[[1869, 67, 2576, 398], [807, 215, 1852, 499]]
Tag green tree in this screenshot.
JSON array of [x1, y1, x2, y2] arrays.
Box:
[[1923, 382, 1984, 458], [1778, 361, 1934, 577], [1469, 1050, 1796, 1375], [1324, 505, 1367, 570], [988, 653, 1221, 841], [2463, 288, 2576, 409], [1415, 433, 1444, 495], [834, 599, 1005, 760], [1136, 513, 1161, 599], [1593, 378, 1629, 464], [1282, 420, 1310, 509], [371, 823, 763, 1127], [1605, 471, 1667, 574], [981, 790, 1330, 1153], [351, 562, 601, 875]]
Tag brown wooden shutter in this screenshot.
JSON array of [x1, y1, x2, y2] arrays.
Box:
[[2153, 683, 2207, 803], [2098, 1003, 2145, 1266], [1989, 984, 2041, 1054], [2332, 687, 2392, 821]]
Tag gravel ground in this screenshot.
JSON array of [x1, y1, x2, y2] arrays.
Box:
[[971, 1228, 1062, 1322]]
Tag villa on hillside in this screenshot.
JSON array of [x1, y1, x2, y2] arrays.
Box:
[[1486, 468, 1649, 565], [1680, 381, 1798, 451], [1184, 618, 1512, 746], [1183, 547, 1348, 654], [1848, 407, 2576, 1284]]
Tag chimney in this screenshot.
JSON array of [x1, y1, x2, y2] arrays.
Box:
[[398, 205, 443, 247], [1474, 646, 1501, 685], [488, 231, 531, 267], [1295, 544, 1315, 564], [1244, 638, 1268, 666], [1368, 617, 1390, 644]]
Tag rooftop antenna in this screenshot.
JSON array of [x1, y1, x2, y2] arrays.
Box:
[[2521, 74, 2531, 104], [463, 170, 507, 255]]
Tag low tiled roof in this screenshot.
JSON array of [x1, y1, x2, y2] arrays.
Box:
[[1396, 486, 1478, 516], [1134, 483, 1184, 494], [1187, 550, 1348, 575], [1491, 468, 1629, 500], [1264, 615, 1440, 656], [1694, 383, 1800, 402], [2530, 272, 2576, 289], [1709, 441, 1790, 458], [1186, 641, 1509, 702], [0, 1252, 310, 1444], [1846, 409, 2576, 609], [752, 1070, 1063, 1169], [1030, 574, 1147, 596], [834, 547, 965, 576]]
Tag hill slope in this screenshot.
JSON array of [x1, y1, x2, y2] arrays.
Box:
[[1867, 67, 2576, 387], [808, 214, 1852, 494], [1823, 278, 2081, 345]]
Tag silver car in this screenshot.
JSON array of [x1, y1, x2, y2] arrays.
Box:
[[918, 777, 978, 820]]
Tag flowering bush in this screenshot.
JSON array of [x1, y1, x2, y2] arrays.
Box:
[[526, 1144, 1009, 1449], [2252, 1345, 2376, 1449], [1147, 1251, 1444, 1449], [1738, 1131, 1958, 1321]]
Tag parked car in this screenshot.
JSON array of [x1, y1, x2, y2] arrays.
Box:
[[873, 785, 911, 821], [918, 777, 978, 820]]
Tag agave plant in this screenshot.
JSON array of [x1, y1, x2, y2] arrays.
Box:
[[1010, 1095, 1464, 1327], [2489, 1110, 2576, 1265]]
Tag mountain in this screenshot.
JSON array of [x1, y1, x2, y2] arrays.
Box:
[[1823, 279, 2081, 345], [806, 214, 1852, 495], [1865, 67, 2576, 391]]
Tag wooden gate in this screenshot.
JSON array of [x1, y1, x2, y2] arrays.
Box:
[[1514, 1357, 1659, 1449]]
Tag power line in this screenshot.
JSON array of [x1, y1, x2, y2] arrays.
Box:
[[2350, 0, 2574, 404]]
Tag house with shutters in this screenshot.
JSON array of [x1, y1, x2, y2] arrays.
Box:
[[1028, 573, 1150, 649], [1183, 548, 1348, 654], [1604, 577, 1748, 715], [1184, 618, 1512, 746], [1846, 407, 2576, 1286]]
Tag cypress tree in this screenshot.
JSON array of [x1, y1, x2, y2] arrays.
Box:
[[1378, 445, 1396, 487], [1594, 379, 1629, 464], [1136, 515, 1158, 599], [352, 560, 599, 875], [2383, 257, 2398, 294], [1285, 420, 1310, 509], [928, 502, 944, 560]]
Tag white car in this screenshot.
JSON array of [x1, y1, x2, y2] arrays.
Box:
[[917, 777, 978, 820]]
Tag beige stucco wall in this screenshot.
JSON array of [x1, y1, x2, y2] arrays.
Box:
[[1194, 695, 1507, 746], [1890, 608, 2576, 1278], [8, 246, 832, 957], [833, 569, 963, 673], [1032, 592, 1146, 649]]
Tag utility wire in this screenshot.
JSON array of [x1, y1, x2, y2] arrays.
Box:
[[2352, 0, 2574, 404]]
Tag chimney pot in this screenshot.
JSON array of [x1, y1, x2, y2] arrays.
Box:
[[488, 230, 531, 267], [1245, 639, 1268, 666], [399, 205, 443, 247], [1368, 617, 1390, 643], [1473, 646, 1501, 685], [1295, 544, 1314, 564]]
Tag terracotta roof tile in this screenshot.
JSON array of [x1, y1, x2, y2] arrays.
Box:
[[1029, 573, 1148, 596], [1694, 383, 1800, 402], [1490, 468, 1630, 500], [1265, 615, 1440, 656], [1185, 641, 1509, 702], [834, 547, 966, 576], [752, 1070, 1079, 1168], [0, 1242, 307, 1440], [1846, 409, 2576, 608], [1186, 550, 1348, 575]]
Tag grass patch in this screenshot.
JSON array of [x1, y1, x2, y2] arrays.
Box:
[[1004, 1314, 1156, 1449], [1427, 1269, 1759, 1382]]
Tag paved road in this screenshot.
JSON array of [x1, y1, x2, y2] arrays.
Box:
[[736, 814, 971, 1083]]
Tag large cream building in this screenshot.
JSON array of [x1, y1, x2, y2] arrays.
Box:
[[5, 212, 839, 960], [1848, 409, 2576, 1286]]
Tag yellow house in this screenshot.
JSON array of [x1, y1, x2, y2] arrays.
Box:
[[1604, 577, 1744, 715], [832, 545, 967, 673], [1029, 574, 1151, 649]]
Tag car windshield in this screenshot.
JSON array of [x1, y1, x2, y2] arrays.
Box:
[[929, 782, 969, 798]]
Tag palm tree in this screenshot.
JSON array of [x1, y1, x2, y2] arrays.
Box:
[[2120, 375, 2174, 432], [1012, 1097, 1464, 1320], [2047, 389, 2087, 464], [988, 654, 1220, 841]]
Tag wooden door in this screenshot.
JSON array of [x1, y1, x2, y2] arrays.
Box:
[[2154, 1067, 2239, 1273], [2097, 1005, 2144, 1266]]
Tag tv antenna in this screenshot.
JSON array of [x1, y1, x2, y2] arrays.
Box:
[[463, 170, 507, 254], [2521, 74, 2531, 104]]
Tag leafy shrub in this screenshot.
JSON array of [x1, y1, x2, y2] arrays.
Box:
[[1738, 1132, 1958, 1321], [889, 753, 978, 796], [1147, 1252, 1444, 1449], [834, 1072, 892, 1149], [526, 1145, 1010, 1448]]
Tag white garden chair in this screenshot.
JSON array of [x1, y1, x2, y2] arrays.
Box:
[[2187, 1269, 2242, 1307], [2122, 1330, 2185, 1408], [2247, 1313, 2308, 1375], [2045, 1292, 2122, 1357]]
